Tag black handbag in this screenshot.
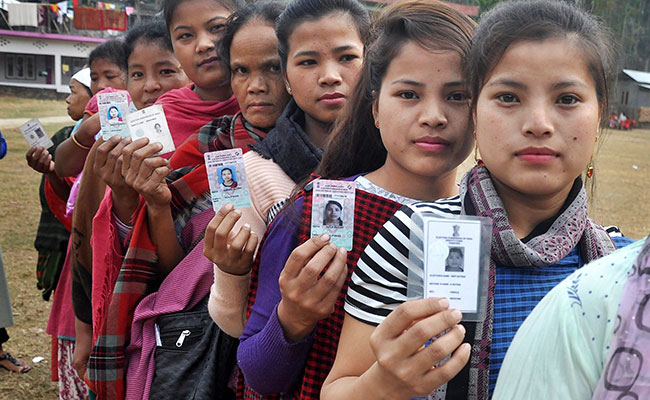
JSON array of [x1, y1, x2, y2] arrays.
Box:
[[149, 297, 239, 400]]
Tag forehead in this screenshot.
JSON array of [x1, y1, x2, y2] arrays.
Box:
[[287, 12, 362, 55], [484, 38, 596, 89], [170, 0, 230, 27], [91, 58, 120, 74], [129, 41, 176, 66], [383, 42, 462, 84], [230, 22, 278, 61]]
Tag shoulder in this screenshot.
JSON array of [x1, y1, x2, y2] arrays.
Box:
[[245, 152, 296, 220]]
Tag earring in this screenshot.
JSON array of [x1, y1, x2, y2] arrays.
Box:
[[287, 86, 292, 95], [474, 142, 484, 167], [586, 154, 594, 178], [374, 120, 379, 129]]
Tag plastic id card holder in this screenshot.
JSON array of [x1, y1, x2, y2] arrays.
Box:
[[310, 179, 355, 251], [204, 148, 252, 211], [406, 211, 491, 322]]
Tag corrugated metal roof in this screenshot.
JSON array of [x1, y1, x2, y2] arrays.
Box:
[[623, 69, 650, 84], [638, 83, 650, 90]]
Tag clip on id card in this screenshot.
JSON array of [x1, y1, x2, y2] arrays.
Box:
[[204, 148, 252, 211], [407, 210, 491, 322], [310, 179, 355, 251]]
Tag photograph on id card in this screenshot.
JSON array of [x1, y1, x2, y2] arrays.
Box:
[[19, 118, 53, 149], [310, 179, 355, 250], [204, 148, 251, 210], [98, 91, 130, 140], [422, 217, 484, 314], [126, 105, 175, 155]]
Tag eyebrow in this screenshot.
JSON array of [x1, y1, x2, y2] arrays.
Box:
[[293, 44, 358, 59], [129, 60, 177, 69], [486, 78, 527, 90], [391, 79, 424, 87], [551, 80, 587, 90], [173, 16, 225, 32]]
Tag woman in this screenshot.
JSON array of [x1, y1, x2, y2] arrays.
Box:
[[237, 1, 475, 398], [323, 1, 633, 399]]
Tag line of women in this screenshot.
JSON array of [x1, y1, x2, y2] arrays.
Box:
[[31, 0, 648, 399]]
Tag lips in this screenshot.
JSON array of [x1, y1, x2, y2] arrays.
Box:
[[143, 98, 158, 108], [318, 92, 346, 105], [247, 101, 272, 110], [198, 56, 219, 67], [413, 136, 450, 151], [515, 147, 559, 163]]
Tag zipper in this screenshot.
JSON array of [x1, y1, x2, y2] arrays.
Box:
[[175, 329, 191, 347]]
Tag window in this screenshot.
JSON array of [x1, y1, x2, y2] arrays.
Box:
[[5, 54, 36, 80], [621, 90, 629, 105]]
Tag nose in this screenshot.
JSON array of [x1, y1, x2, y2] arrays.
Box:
[[196, 31, 215, 54], [318, 60, 342, 87], [144, 75, 161, 93], [523, 106, 554, 136], [248, 74, 267, 94], [419, 97, 448, 129], [65, 94, 72, 105]]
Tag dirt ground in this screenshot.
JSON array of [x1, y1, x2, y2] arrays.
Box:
[[0, 98, 648, 399]]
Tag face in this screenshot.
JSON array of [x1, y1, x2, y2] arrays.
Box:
[[447, 251, 462, 268], [169, 0, 231, 93], [109, 107, 119, 118], [127, 41, 189, 109], [221, 168, 233, 182], [230, 21, 290, 129], [285, 12, 364, 127], [326, 203, 341, 221], [373, 42, 473, 182], [90, 58, 126, 94], [66, 79, 91, 120], [475, 38, 600, 199]]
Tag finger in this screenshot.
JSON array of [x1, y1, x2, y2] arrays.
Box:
[[283, 234, 331, 279], [420, 342, 471, 391], [48, 160, 55, 173], [242, 231, 259, 260], [396, 308, 463, 357], [121, 137, 150, 176], [295, 242, 338, 288], [95, 136, 121, 169], [374, 298, 452, 343], [214, 209, 243, 247], [314, 246, 348, 296], [204, 204, 235, 253]]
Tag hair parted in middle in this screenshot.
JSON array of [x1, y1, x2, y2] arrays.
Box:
[[315, 0, 476, 180]]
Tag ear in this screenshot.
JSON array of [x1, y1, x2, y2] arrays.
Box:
[[371, 91, 379, 127], [284, 73, 292, 96]]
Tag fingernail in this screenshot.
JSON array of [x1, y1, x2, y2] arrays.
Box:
[[234, 209, 242, 216], [243, 223, 250, 229], [329, 242, 337, 249], [224, 203, 233, 210], [439, 298, 450, 309], [339, 247, 347, 255], [451, 309, 462, 321], [457, 324, 466, 335], [320, 234, 330, 242]]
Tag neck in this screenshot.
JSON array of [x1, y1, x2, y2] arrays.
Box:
[[193, 83, 232, 102], [493, 177, 574, 239], [365, 157, 459, 201], [303, 114, 331, 149]]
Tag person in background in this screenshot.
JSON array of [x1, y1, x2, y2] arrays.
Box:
[[0, 133, 31, 374]]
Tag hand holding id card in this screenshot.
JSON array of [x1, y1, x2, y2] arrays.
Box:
[[19, 118, 53, 149], [407, 211, 491, 321], [310, 179, 355, 251], [205, 148, 252, 210]]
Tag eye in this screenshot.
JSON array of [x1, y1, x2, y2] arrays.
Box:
[[160, 69, 176, 76], [398, 91, 418, 100], [107, 75, 118, 81], [557, 94, 579, 105], [298, 59, 316, 67], [210, 24, 225, 34], [234, 66, 248, 75], [447, 91, 469, 102], [269, 64, 281, 73], [130, 71, 143, 79], [497, 93, 519, 103], [339, 54, 358, 63]]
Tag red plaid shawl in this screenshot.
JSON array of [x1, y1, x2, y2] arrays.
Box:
[[88, 113, 266, 400], [238, 177, 403, 399]]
